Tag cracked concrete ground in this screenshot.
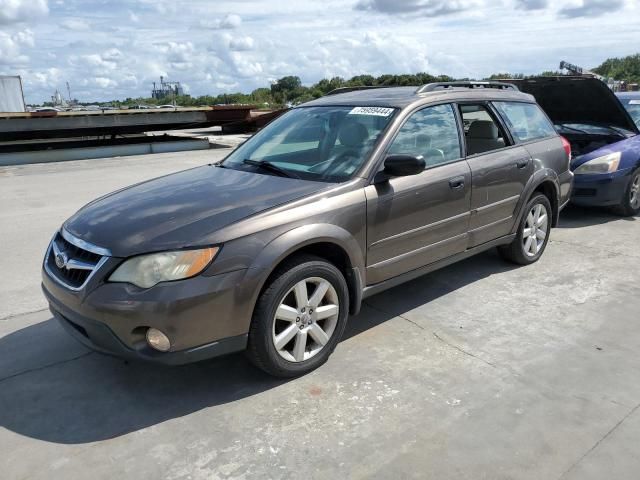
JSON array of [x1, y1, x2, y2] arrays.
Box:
[[1, 151, 639, 479]]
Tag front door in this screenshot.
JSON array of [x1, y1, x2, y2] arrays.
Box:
[[364, 104, 472, 285]]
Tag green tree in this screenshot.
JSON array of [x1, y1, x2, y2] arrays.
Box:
[[593, 54, 640, 83]]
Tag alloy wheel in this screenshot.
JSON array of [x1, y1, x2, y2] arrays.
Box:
[[272, 277, 340, 362], [630, 173, 640, 210], [522, 203, 548, 257]]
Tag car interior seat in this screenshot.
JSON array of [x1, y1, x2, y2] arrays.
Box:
[[466, 120, 505, 155], [338, 121, 369, 150]]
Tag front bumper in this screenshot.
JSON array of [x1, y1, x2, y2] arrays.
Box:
[[42, 267, 250, 365], [570, 168, 631, 207]]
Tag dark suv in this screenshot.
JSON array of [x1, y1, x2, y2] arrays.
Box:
[[42, 82, 573, 377]]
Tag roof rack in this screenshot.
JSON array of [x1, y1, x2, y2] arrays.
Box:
[[416, 81, 519, 94], [325, 86, 392, 96]]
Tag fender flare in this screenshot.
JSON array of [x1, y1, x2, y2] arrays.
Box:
[[511, 168, 561, 234], [236, 223, 365, 325]]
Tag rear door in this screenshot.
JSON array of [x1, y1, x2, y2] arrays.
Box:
[[364, 104, 471, 285], [458, 102, 533, 247]]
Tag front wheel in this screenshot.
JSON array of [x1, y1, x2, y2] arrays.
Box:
[[499, 193, 552, 265], [247, 255, 349, 378], [613, 168, 640, 217]]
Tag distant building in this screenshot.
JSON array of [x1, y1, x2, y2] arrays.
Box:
[[0, 76, 26, 112], [151, 76, 184, 100]]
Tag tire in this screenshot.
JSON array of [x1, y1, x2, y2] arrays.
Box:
[[499, 193, 552, 265], [613, 167, 640, 217], [246, 254, 349, 378]]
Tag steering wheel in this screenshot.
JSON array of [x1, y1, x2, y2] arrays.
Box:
[[309, 150, 359, 176]]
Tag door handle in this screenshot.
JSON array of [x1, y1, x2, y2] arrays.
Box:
[[516, 158, 531, 169], [449, 176, 465, 190]]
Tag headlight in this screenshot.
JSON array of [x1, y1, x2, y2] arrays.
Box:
[[109, 247, 219, 288], [574, 152, 621, 175]]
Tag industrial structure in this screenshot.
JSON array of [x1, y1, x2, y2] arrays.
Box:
[[559, 60, 627, 91], [151, 76, 184, 100], [0, 105, 286, 166]]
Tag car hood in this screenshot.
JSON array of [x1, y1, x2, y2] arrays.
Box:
[[64, 165, 331, 257], [510, 77, 639, 134]]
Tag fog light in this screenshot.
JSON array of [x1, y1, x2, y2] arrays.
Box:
[[146, 328, 171, 352]]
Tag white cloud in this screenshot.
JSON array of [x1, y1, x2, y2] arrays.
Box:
[[61, 18, 90, 31], [6, 0, 638, 103], [354, 0, 483, 16], [31, 67, 62, 88], [0, 0, 48, 25], [14, 28, 34, 47], [558, 0, 625, 18], [102, 48, 123, 62], [197, 13, 243, 30], [229, 36, 255, 52], [93, 77, 117, 88], [514, 0, 548, 9], [219, 14, 242, 29], [0, 29, 34, 65]]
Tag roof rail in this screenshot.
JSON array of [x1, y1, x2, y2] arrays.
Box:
[[416, 81, 519, 94], [325, 86, 392, 96]]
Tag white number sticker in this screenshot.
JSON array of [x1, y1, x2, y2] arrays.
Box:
[[348, 106, 395, 117]]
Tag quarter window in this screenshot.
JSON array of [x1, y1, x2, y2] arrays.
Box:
[[493, 101, 557, 143], [388, 104, 461, 167]]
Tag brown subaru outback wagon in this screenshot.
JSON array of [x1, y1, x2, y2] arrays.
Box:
[[43, 82, 573, 377]]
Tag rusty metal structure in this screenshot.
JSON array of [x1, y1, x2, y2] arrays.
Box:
[[0, 105, 278, 141]]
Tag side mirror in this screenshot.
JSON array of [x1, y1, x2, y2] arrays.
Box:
[[383, 154, 426, 177]]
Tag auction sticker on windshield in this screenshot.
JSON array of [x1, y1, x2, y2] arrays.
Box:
[[348, 106, 395, 117]]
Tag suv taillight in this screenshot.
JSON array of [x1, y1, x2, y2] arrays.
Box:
[[561, 136, 572, 163]]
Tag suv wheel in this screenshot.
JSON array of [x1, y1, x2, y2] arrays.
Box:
[[247, 255, 349, 377], [614, 168, 640, 217], [499, 193, 552, 265]]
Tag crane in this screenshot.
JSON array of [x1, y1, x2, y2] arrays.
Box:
[[559, 60, 624, 91]]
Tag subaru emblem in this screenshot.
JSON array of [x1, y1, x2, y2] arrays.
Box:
[[55, 252, 68, 269]]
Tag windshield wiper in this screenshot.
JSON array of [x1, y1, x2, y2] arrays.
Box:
[[242, 159, 299, 179]]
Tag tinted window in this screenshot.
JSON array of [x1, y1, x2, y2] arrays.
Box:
[[494, 102, 557, 142], [388, 104, 461, 167]]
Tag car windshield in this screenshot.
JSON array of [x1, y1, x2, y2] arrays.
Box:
[[222, 106, 397, 182], [619, 98, 640, 127]]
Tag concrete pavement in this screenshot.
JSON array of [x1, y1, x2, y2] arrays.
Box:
[[0, 149, 225, 320], [1, 152, 639, 479]]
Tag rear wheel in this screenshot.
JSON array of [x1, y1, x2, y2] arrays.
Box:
[[614, 168, 640, 217], [247, 255, 349, 378], [499, 193, 552, 265]]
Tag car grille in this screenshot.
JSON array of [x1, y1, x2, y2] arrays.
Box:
[[45, 231, 108, 290]]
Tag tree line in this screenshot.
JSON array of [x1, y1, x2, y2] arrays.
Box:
[[91, 53, 640, 109]]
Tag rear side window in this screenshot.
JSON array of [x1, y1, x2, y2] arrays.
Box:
[[388, 104, 461, 167], [493, 102, 557, 143]]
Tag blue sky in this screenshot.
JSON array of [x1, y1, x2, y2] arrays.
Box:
[[1, 0, 638, 103]]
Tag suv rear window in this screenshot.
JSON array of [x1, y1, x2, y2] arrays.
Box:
[[493, 102, 556, 143]]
